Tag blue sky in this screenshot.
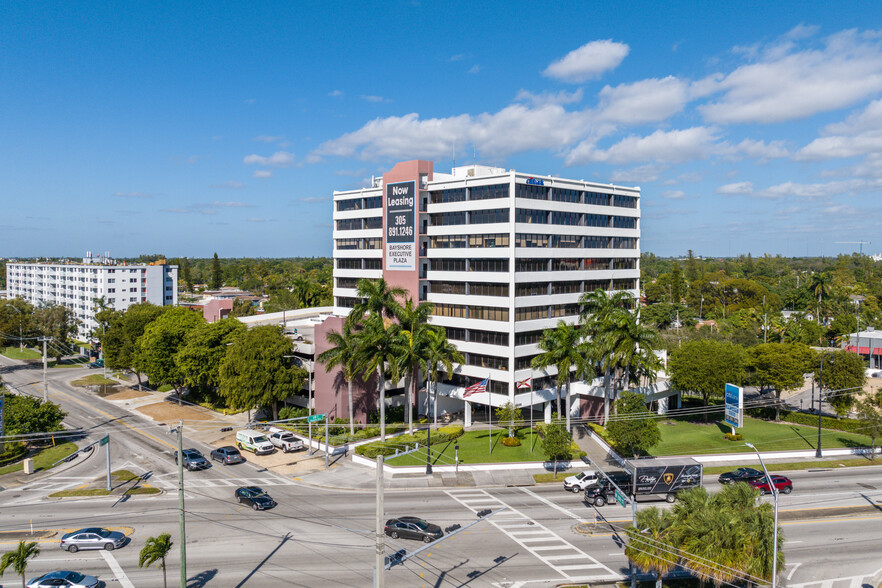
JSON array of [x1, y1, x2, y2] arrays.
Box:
[[4, 1, 882, 259]]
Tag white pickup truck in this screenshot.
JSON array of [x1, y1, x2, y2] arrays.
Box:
[[267, 428, 305, 453], [563, 470, 599, 493]]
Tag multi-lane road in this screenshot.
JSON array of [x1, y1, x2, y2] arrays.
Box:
[[2, 357, 882, 587]]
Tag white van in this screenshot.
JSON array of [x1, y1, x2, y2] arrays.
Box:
[[235, 429, 275, 455]]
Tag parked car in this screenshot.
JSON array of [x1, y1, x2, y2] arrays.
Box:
[[748, 474, 793, 495], [26, 570, 100, 588], [563, 470, 599, 493], [175, 448, 210, 471], [60, 528, 126, 552], [210, 446, 244, 465], [235, 486, 277, 510], [87, 359, 104, 369], [717, 467, 766, 485], [268, 429, 305, 453], [235, 429, 275, 455], [384, 517, 443, 543]]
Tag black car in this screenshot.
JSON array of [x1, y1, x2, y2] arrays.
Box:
[[384, 517, 443, 543], [175, 448, 210, 471], [210, 446, 244, 465], [718, 467, 765, 485], [235, 486, 276, 510]]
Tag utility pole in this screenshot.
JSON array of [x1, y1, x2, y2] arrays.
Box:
[[375, 455, 385, 588], [325, 414, 329, 469], [177, 420, 188, 587], [39, 337, 51, 402], [817, 352, 832, 458]]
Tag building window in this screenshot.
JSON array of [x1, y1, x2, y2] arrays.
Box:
[[515, 259, 548, 272], [337, 258, 362, 270], [613, 194, 638, 209], [585, 214, 610, 228], [336, 239, 360, 250], [515, 306, 548, 321], [516, 283, 546, 297], [430, 211, 467, 226], [336, 199, 362, 212], [515, 330, 544, 346], [613, 278, 638, 290], [469, 259, 509, 272], [364, 237, 383, 250], [470, 306, 509, 321], [470, 184, 508, 201], [584, 236, 608, 249], [430, 188, 466, 204], [612, 258, 637, 270], [431, 281, 466, 295], [516, 183, 547, 200], [430, 235, 468, 249], [433, 303, 468, 318], [467, 353, 509, 370], [365, 259, 382, 270], [470, 282, 509, 297], [551, 188, 581, 203], [432, 258, 467, 272], [445, 327, 466, 341], [585, 192, 611, 206], [336, 218, 362, 231], [364, 196, 382, 209], [551, 281, 581, 295], [611, 237, 637, 249], [551, 259, 581, 271], [469, 329, 509, 346], [515, 208, 547, 224], [550, 304, 581, 318], [584, 258, 612, 270], [551, 235, 581, 248], [613, 216, 637, 229], [364, 216, 382, 229], [468, 233, 509, 248], [551, 211, 581, 226], [336, 277, 359, 289], [469, 208, 509, 224], [337, 297, 360, 308]]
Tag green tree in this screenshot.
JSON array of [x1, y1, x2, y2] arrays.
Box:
[[180, 257, 192, 292], [531, 320, 592, 432], [817, 350, 867, 417], [390, 298, 434, 433], [423, 328, 463, 425], [100, 303, 167, 391], [0, 540, 40, 588], [317, 321, 360, 435], [210, 252, 223, 290], [33, 304, 79, 361], [230, 298, 256, 317], [670, 262, 683, 303], [352, 314, 400, 441], [600, 309, 662, 391], [669, 340, 747, 417], [495, 401, 524, 439], [540, 422, 572, 475], [0, 299, 34, 351], [138, 533, 173, 588], [606, 391, 661, 458], [137, 307, 205, 404], [856, 398, 882, 460], [749, 343, 814, 420], [1, 394, 66, 436], [218, 325, 306, 421], [625, 507, 676, 588], [349, 278, 404, 324], [808, 272, 833, 324], [175, 318, 247, 397]]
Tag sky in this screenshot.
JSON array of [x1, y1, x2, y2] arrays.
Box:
[[3, 1, 882, 260]]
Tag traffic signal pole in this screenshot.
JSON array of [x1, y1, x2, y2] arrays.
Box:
[[177, 420, 188, 587]]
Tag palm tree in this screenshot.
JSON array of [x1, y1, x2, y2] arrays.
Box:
[[808, 272, 833, 324], [600, 310, 662, 392], [352, 314, 401, 441], [625, 507, 677, 588], [349, 278, 404, 325], [0, 540, 39, 588], [138, 533, 173, 588], [423, 328, 464, 425], [390, 298, 435, 433], [317, 321, 359, 436], [531, 320, 592, 432]]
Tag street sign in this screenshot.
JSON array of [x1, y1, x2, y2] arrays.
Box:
[[307, 414, 325, 423], [724, 383, 744, 428], [614, 489, 626, 507], [99, 434, 109, 446]]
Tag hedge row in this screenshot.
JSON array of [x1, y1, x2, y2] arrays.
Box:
[[355, 425, 464, 459], [748, 407, 870, 435]]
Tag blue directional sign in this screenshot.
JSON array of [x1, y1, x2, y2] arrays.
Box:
[[724, 383, 743, 428]]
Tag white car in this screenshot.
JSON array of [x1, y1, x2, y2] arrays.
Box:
[[563, 470, 599, 493], [27, 570, 100, 588], [268, 429, 305, 452]]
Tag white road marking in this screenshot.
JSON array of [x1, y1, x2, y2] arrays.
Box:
[[101, 548, 135, 588], [519, 487, 585, 520], [786, 563, 802, 581]]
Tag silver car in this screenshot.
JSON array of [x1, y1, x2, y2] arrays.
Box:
[[27, 570, 100, 588], [60, 527, 126, 552]]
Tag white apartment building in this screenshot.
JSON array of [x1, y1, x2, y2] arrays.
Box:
[[329, 160, 640, 421], [5, 252, 178, 340]]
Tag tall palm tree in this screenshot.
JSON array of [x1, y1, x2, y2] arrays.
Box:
[[390, 298, 435, 433], [138, 533, 173, 588], [808, 272, 833, 324], [317, 321, 359, 436], [0, 540, 40, 588], [352, 314, 401, 441], [423, 327, 464, 425], [600, 310, 662, 392], [625, 507, 677, 588], [349, 278, 405, 325], [531, 320, 592, 432]]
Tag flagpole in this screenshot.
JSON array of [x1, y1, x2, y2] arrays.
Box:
[[488, 375, 492, 454], [530, 378, 534, 454]]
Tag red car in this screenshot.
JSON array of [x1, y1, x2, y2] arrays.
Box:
[[748, 474, 792, 495]]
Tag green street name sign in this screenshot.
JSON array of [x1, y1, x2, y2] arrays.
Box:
[[99, 435, 109, 446], [307, 414, 325, 423], [614, 489, 626, 507]]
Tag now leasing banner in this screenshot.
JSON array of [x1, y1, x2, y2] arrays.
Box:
[[385, 180, 416, 271]]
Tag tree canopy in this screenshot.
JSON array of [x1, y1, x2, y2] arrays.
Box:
[[669, 340, 747, 412], [605, 391, 661, 458], [137, 307, 205, 402]]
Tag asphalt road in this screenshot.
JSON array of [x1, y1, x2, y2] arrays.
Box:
[[2, 357, 882, 587]]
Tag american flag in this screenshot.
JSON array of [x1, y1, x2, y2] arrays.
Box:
[[463, 378, 489, 397], [516, 377, 532, 389]]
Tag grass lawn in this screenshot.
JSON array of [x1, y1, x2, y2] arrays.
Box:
[[70, 374, 117, 387], [0, 442, 78, 475], [386, 428, 549, 466], [648, 415, 873, 457], [1, 346, 42, 360]]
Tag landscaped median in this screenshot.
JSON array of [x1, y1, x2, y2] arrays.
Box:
[[48, 469, 161, 498], [0, 442, 79, 475]]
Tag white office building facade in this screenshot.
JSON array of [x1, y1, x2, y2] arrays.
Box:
[[331, 160, 640, 420], [5, 254, 178, 340]]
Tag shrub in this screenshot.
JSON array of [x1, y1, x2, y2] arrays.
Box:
[[724, 432, 743, 441], [501, 436, 521, 447], [436, 425, 464, 442], [569, 441, 586, 459], [355, 444, 399, 459], [279, 406, 307, 421]]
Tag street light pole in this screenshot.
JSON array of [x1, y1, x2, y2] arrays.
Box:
[[745, 442, 778, 588], [817, 351, 832, 458]]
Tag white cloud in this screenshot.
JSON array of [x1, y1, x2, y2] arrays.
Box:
[[161, 201, 253, 215], [328, 90, 343, 97], [243, 151, 296, 167], [796, 99, 882, 160], [449, 53, 467, 62], [362, 95, 385, 103], [515, 88, 584, 107], [468, 65, 481, 74], [716, 181, 754, 195], [754, 178, 881, 199], [113, 192, 151, 199], [542, 40, 630, 83], [253, 135, 285, 143], [661, 190, 686, 199], [211, 201, 252, 208], [210, 181, 245, 189], [565, 127, 718, 166], [730, 138, 790, 160], [253, 170, 273, 179], [609, 163, 669, 183], [596, 77, 689, 124], [699, 29, 882, 124]]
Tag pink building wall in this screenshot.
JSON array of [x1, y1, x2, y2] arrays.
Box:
[[313, 315, 378, 423], [204, 298, 233, 322]]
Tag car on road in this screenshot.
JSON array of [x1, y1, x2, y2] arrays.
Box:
[[210, 446, 244, 465], [384, 517, 444, 543], [87, 359, 104, 369], [563, 470, 599, 493], [235, 486, 277, 510], [60, 527, 126, 552], [748, 474, 793, 495], [717, 467, 766, 485], [26, 570, 100, 588], [175, 448, 210, 471], [268, 429, 305, 453]]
